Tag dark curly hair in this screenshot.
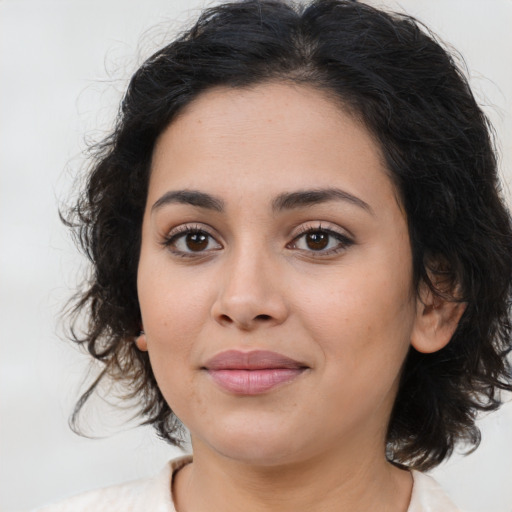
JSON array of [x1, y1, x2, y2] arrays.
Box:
[[67, 0, 512, 471]]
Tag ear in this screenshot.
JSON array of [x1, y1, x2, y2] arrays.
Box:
[[410, 282, 466, 354], [135, 330, 148, 352]]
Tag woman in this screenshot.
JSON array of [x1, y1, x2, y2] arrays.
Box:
[[36, 0, 512, 510]]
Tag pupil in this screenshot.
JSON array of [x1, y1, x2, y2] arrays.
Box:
[[307, 232, 328, 250], [186, 232, 208, 251]]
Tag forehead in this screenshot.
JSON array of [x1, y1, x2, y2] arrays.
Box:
[[149, 82, 398, 214]]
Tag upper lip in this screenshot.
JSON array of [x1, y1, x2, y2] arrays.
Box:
[[203, 350, 308, 370]]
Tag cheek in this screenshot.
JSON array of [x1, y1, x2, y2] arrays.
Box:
[[137, 260, 213, 404], [138, 254, 212, 338], [297, 262, 415, 379]]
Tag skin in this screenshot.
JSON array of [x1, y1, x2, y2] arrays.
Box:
[[137, 82, 459, 512]]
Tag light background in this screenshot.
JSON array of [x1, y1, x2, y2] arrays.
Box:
[[1, 1, 511, 511]]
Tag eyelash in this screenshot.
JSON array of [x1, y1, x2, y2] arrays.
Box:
[[161, 223, 353, 258], [287, 224, 354, 256], [161, 224, 219, 258]]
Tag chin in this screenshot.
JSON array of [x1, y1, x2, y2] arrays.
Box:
[[193, 416, 310, 467], [213, 440, 304, 467]]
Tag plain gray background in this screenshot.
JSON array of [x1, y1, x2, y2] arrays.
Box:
[[1, 1, 511, 511]]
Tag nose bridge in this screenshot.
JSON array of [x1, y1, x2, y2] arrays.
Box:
[[211, 233, 287, 329]]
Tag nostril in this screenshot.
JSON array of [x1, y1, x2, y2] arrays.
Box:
[[255, 314, 272, 321], [219, 314, 233, 324]]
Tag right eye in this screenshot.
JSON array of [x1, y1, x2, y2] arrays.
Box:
[[163, 226, 222, 257]]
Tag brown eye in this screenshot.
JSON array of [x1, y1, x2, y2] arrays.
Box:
[[186, 232, 209, 251], [305, 232, 329, 251], [289, 227, 353, 255], [165, 227, 222, 256]]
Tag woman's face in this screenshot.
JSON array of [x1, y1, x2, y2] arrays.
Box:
[[138, 82, 422, 466]]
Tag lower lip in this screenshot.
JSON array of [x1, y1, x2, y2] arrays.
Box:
[[207, 368, 305, 395]]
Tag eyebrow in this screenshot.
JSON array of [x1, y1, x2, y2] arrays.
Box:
[[272, 188, 373, 215], [152, 190, 225, 213], [151, 187, 372, 215]]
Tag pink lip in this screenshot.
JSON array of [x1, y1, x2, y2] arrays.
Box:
[[203, 350, 308, 395]]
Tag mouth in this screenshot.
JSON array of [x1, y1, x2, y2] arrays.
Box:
[[203, 350, 309, 395]]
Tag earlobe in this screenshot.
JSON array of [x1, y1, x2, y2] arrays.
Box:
[[135, 330, 148, 352], [410, 284, 466, 354]]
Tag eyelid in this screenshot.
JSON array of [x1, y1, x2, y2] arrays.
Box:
[[161, 223, 223, 257], [291, 221, 353, 242], [287, 222, 354, 256], [160, 221, 354, 259]]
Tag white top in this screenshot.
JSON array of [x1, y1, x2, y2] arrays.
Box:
[[33, 456, 462, 512]]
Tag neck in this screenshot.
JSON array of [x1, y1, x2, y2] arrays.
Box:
[[172, 437, 412, 512]]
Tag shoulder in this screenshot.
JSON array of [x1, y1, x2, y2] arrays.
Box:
[[32, 456, 192, 512], [32, 476, 158, 512], [408, 471, 463, 512]]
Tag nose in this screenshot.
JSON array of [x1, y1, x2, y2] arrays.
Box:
[[210, 247, 289, 331]]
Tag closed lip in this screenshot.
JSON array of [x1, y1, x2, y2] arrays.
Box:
[[203, 350, 309, 395], [203, 350, 308, 371]]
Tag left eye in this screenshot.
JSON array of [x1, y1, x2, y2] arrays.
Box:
[[289, 229, 351, 253]]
